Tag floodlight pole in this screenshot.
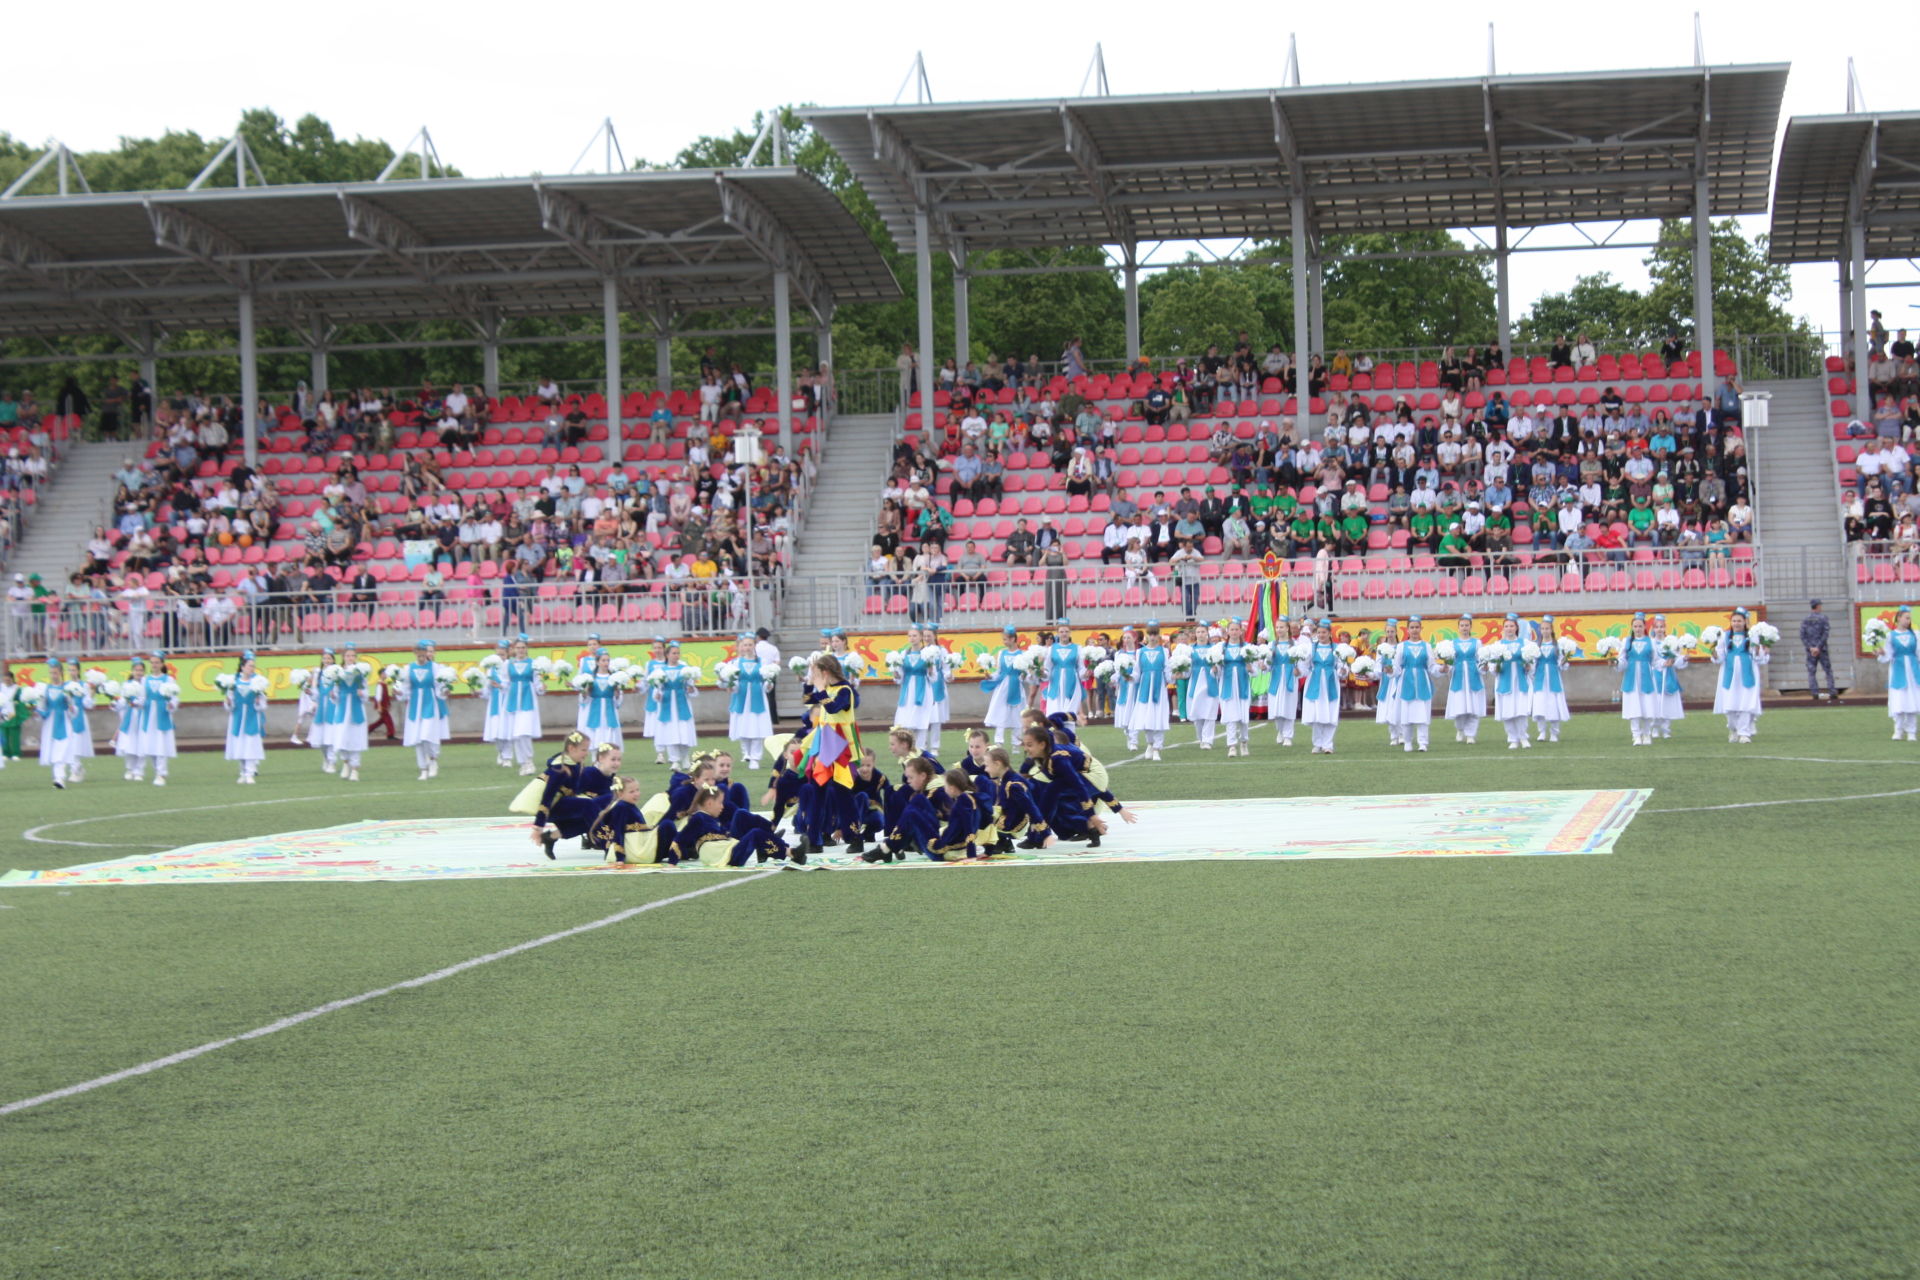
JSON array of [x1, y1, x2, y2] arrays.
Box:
[[914, 208, 936, 439], [238, 282, 259, 468], [603, 276, 623, 459], [774, 268, 794, 454]]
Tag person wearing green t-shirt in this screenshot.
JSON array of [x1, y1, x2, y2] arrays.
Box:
[[1437, 525, 1471, 574], [1340, 511, 1370, 554], [1288, 513, 1316, 557], [1627, 496, 1656, 544], [1316, 515, 1341, 550], [1249, 492, 1278, 521], [1271, 490, 1298, 523], [1409, 509, 1437, 551]]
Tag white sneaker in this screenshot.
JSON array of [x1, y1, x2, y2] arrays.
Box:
[[518, 763, 535, 776], [654, 752, 666, 765], [153, 777, 166, 787], [1520, 739, 1531, 749], [322, 759, 336, 774], [1198, 742, 1213, 750], [427, 760, 439, 778], [345, 767, 359, 782], [1508, 742, 1518, 750], [289, 734, 303, 744], [418, 770, 429, 781], [1404, 741, 1414, 752], [1737, 735, 1752, 744]]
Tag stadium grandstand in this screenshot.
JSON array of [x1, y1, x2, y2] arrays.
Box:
[[2, 60, 1914, 697]]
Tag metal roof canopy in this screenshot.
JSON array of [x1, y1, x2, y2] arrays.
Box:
[[0, 168, 900, 342], [1768, 112, 1920, 263], [802, 64, 1788, 253], [1768, 111, 1920, 417]]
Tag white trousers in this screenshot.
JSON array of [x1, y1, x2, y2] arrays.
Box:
[[1503, 717, 1529, 746], [1531, 715, 1561, 741], [1452, 714, 1480, 741], [1311, 723, 1337, 751], [415, 743, 441, 771], [1895, 711, 1918, 737], [1195, 717, 1217, 746], [1403, 722, 1430, 750]]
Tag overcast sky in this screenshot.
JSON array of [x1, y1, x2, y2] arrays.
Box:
[[9, 0, 1915, 343]]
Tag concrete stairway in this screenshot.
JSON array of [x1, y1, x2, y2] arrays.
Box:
[[780, 413, 896, 635], [8, 441, 124, 585], [1747, 377, 1855, 692]]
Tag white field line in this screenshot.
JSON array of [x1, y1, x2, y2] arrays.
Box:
[[0, 867, 785, 1119], [22, 785, 510, 849], [1644, 786, 1920, 813]]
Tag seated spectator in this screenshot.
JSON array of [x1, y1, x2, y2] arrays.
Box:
[[1436, 523, 1471, 574], [952, 540, 988, 594], [1004, 518, 1036, 565]]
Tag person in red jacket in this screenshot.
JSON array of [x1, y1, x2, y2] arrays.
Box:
[[369, 669, 398, 741]]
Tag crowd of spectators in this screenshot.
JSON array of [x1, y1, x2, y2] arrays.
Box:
[[28, 374, 813, 650], [872, 347, 1756, 608]]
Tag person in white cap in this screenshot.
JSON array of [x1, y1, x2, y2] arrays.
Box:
[[1710, 608, 1768, 744], [1296, 618, 1347, 754], [1216, 617, 1256, 757], [402, 639, 450, 780], [1389, 616, 1438, 752], [1373, 618, 1404, 747], [1878, 604, 1918, 740], [1265, 615, 1299, 747], [129, 651, 179, 786]]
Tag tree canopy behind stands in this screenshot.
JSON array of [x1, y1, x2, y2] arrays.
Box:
[[1518, 219, 1820, 374]]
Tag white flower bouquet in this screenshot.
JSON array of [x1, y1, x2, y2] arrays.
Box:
[[531, 656, 554, 676], [570, 671, 595, 692], [1349, 655, 1379, 680], [1864, 617, 1893, 652], [678, 665, 703, 686], [1594, 636, 1625, 658], [64, 680, 90, 701], [713, 660, 741, 691], [1007, 651, 1036, 675], [20, 684, 47, 710], [99, 680, 123, 700], [432, 662, 457, 686], [1167, 649, 1194, 679], [215, 673, 236, 692], [976, 652, 1001, 679], [289, 668, 311, 689], [1083, 644, 1110, 664], [1556, 635, 1581, 659], [245, 675, 270, 696], [1434, 639, 1457, 663], [1093, 659, 1118, 684], [461, 667, 486, 691], [615, 667, 646, 691], [788, 655, 812, 677], [320, 662, 344, 684], [884, 650, 907, 675], [1749, 621, 1781, 647], [1658, 635, 1691, 660], [479, 653, 505, 671], [382, 663, 404, 682], [1519, 640, 1543, 664], [1290, 638, 1315, 661], [1113, 652, 1139, 678], [155, 677, 180, 700], [550, 658, 576, 680], [83, 667, 111, 688], [1201, 643, 1227, 668], [1698, 625, 1725, 649], [1481, 641, 1512, 664], [1335, 643, 1357, 663], [350, 661, 373, 681], [609, 656, 632, 673]]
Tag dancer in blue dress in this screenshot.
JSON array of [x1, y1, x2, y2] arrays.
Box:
[[402, 638, 451, 780], [1443, 613, 1487, 744], [1042, 618, 1085, 718], [222, 651, 270, 784], [640, 636, 671, 764], [1216, 619, 1255, 757], [1297, 619, 1346, 755], [924, 624, 952, 755], [500, 634, 544, 775], [1710, 607, 1768, 744], [329, 643, 372, 782], [574, 648, 624, 752], [1130, 622, 1173, 760], [1646, 614, 1686, 741], [1616, 612, 1667, 746], [1879, 604, 1919, 740], [129, 650, 178, 786], [112, 655, 144, 777], [481, 638, 512, 767], [1489, 614, 1534, 750], [1391, 616, 1437, 753], [725, 634, 775, 767], [982, 624, 1028, 745], [35, 657, 91, 789], [1530, 614, 1572, 743]]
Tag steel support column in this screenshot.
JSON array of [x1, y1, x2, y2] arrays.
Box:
[[654, 332, 673, 394], [774, 268, 794, 454], [480, 340, 499, 400], [1851, 222, 1871, 421], [309, 348, 329, 400], [1290, 196, 1310, 417], [1122, 248, 1141, 364], [952, 264, 970, 369], [1692, 173, 1716, 395], [1308, 257, 1325, 359], [238, 286, 259, 468], [602, 276, 623, 459], [914, 208, 936, 437], [136, 322, 158, 422], [1495, 222, 1512, 357]]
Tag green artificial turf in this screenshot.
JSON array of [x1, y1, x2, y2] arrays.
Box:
[[1, 708, 1916, 1278]]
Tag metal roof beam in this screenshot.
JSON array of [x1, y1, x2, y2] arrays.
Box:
[[716, 175, 834, 324], [0, 222, 69, 277], [145, 201, 248, 283], [532, 182, 615, 272], [1059, 104, 1135, 246], [339, 192, 480, 321]]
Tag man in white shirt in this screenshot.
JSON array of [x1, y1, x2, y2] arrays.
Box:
[[1507, 414, 1534, 445], [960, 409, 988, 443], [444, 385, 469, 419]]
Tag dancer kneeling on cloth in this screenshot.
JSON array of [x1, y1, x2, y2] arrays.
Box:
[[528, 733, 620, 860]]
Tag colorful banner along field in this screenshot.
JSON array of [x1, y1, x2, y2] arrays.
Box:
[[1855, 603, 1916, 657], [1, 606, 1761, 703], [0, 790, 1650, 887]]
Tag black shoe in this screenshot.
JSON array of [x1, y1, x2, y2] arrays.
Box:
[[806, 840, 824, 857], [789, 846, 807, 865], [1087, 833, 1102, 849], [848, 836, 866, 855], [995, 838, 1015, 855], [541, 830, 557, 860], [1018, 834, 1047, 850], [861, 848, 887, 863]]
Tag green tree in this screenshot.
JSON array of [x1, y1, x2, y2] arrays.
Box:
[[1641, 218, 1802, 343], [968, 247, 1123, 366], [1518, 272, 1655, 350], [1139, 267, 1265, 357]]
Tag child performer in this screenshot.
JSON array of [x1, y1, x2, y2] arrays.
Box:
[[402, 638, 451, 780], [130, 650, 178, 786], [1266, 615, 1299, 747], [1390, 616, 1437, 753], [1711, 607, 1768, 744], [1616, 612, 1666, 746], [726, 634, 774, 768], [1490, 613, 1534, 750], [653, 641, 700, 771], [1113, 626, 1141, 752], [1297, 618, 1346, 755], [501, 634, 544, 775], [1374, 618, 1403, 747], [224, 651, 269, 784], [924, 624, 951, 755], [1444, 613, 1487, 744], [36, 657, 90, 789], [984, 746, 1052, 852], [1880, 604, 1919, 740], [330, 643, 372, 782], [640, 636, 670, 764], [1187, 625, 1224, 750], [1647, 614, 1686, 741], [482, 638, 511, 766], [982, 624, 1028, 745], [1530, 615, 1571, 744], [1043, 619, 1085, 719], [1130, 621, 1173, 761], [113, 655, 145, 778], [1217, 619, 1255, 757], [576, 648, 624, 752]]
